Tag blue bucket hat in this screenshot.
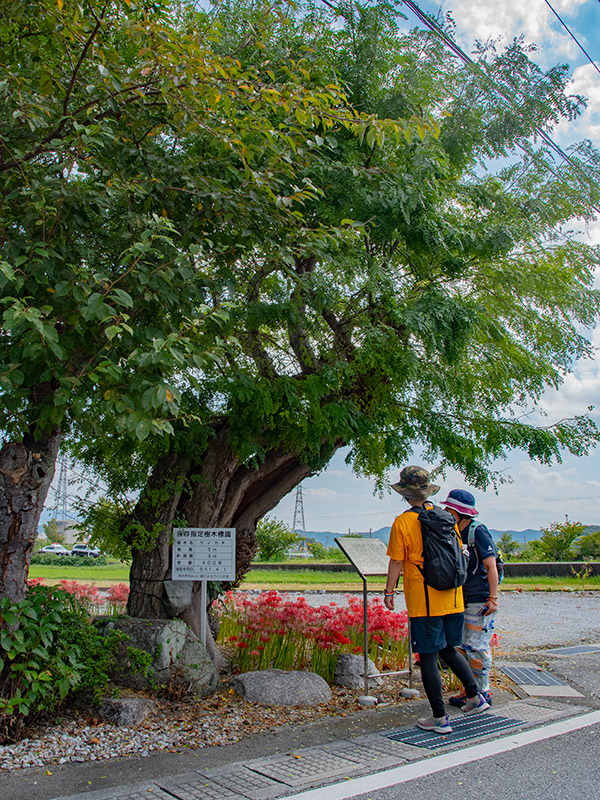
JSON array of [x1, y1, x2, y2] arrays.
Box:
[[442, 489, 478, 517]]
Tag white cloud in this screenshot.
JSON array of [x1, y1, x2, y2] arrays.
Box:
[[436, 0, 587, 65], [555, 62, 600, 146]]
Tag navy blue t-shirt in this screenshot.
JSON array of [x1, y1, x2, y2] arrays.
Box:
[[461, 522, 496, 603]]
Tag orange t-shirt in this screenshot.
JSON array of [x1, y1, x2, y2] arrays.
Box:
[[387, 507, 464, 618]]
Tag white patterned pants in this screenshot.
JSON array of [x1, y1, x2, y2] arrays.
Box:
[[457, 602, 497, 694]]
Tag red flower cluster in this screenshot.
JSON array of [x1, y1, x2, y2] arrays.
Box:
[[26, 579, 129, 615], [216, 590, 409, 682]]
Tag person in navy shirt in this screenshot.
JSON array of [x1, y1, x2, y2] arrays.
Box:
[[442, 489, 499, 706]]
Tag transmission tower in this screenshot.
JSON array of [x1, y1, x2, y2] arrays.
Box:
[[292, 484, 306, 535], [52, 457, 70, 535], [292, 484, 308, 555]]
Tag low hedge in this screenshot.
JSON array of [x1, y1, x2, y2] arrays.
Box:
[[30, 554, 109, 567]]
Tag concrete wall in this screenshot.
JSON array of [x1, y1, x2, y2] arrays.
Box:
[[502, 562, 599, 578], [250, 561, 600, 577]]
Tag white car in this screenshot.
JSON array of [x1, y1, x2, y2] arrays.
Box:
[[71, 543, 101, 558], [38, 543, 71, 556]]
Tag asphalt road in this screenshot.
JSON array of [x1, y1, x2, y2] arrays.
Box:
[[339, 719, 600, 800]]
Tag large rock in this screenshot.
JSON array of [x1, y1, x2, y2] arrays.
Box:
[[94, 617, 218, 697], [333, 653, 382, 689], [231, 669, 332, 707], [98, 697, 156, 727]]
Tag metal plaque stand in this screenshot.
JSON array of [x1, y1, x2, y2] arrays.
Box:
[[172, 528, 236, 645], [335, 537, 412, 700]]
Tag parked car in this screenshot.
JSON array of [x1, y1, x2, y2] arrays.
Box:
[[38, 543, 71, 556], [70, 543, 101, 558]]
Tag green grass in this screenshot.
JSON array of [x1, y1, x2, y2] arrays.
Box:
[[29, 563, 130, 584], [27, 564, 600, 592]]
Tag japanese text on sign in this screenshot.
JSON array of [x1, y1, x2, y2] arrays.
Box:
[[172, 528, 236, 581]]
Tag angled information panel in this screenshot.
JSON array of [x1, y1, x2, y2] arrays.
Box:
[[334, 535, 412, 695], [334, 536, 390, 577]]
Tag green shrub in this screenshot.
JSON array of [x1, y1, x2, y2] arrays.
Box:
[[575, 530, 600, 559], [256, 518, 301, 561], [29, 554, 109, 566], [539, 520, 586, 561], [0, 585, 120, 743]]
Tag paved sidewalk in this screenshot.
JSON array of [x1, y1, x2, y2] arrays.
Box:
[[6, 594, 600, 800], [52, 695, 591, 800], [10, 641, 596, 800]]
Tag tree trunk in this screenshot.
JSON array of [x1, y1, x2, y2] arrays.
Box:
[[126, 452, 190, 618], [0, 431, 61, 603], [126, 429, 343, 649]]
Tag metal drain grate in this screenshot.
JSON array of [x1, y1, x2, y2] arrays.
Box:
[[386, 714, 523, 750], [500, 665, 566, 686], [544, 644, 600, 656]]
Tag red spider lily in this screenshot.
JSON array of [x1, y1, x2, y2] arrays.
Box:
[[107, 583, 129, 604], [217, 590, 410, 682]]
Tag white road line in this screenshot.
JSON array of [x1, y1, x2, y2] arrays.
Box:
[[287, 710, 600, 800]]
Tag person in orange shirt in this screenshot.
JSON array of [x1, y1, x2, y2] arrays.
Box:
[[384, 466, 490, 734]]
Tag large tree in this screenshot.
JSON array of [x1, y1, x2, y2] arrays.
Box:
[[70, 1, 600, 638], [0, 0, 380, 601]]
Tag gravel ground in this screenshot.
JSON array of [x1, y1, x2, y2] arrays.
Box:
[[290, 589, 600, 651], [2, 589, 598, 773]]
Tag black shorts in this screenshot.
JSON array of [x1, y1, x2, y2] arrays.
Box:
[[410, 613, 464, 654]]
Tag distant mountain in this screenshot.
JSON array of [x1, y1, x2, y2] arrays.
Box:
[[304, 526, 544, 546]]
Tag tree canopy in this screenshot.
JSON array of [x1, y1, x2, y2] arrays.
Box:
[[1, 0, 406, 601], [3, 0, 600, 628], [64, 0, 600, 635]]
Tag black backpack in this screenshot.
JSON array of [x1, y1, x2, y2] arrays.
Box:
[[466, 521, 504, 583], [412, 503, 468, 615]]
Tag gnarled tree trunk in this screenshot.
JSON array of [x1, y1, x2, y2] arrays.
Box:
[[0, 430, 61, 603], [126, 428, 342, 648]]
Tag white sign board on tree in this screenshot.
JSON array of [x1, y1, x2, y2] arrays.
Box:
[[172, 528, 236, 581]]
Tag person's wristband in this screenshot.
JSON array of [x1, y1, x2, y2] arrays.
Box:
[[487, 596, 498, 601], [384, 591, 395, 596]]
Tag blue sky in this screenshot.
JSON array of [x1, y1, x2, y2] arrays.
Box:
[[271, 0, 600, 534]]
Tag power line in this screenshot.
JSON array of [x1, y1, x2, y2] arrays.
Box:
[[400, 0, 600, 214], [543, 0, 600, 79]]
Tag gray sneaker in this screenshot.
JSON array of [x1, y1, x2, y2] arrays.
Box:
[[461, 693, 491, 714], [416, 713, 453, 733]]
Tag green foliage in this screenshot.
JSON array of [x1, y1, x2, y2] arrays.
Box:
[[85, 0, 600, 508], [518, 539, 544, 562], [495, 532, 521, 561], [126, 647, 155, 682], [574, 529, 600, 559], [75, 497, 135, 561], [5, 0, 600, 600], [0, 584, 119, 742], [306, 540, 327, 559], [538, 520, 587, 561], [255, 518, 301, 562], [29, 553, 109, 566], [41, 519, 63, 544]]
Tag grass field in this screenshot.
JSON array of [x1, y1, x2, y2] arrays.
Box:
[[28, 563, 600, 592], [29, 563, 130, 584]]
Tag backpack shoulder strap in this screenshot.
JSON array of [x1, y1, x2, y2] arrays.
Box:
[[467, 520, 477, 547]]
